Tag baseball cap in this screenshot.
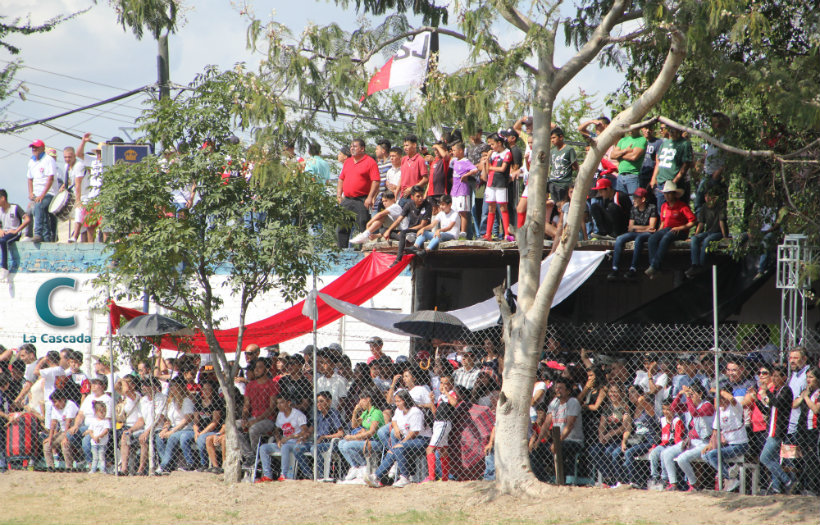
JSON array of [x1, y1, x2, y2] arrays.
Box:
[[366, 336, 383, 346], [592, 178, 612, 191], [503, 128, 519, 139], [328, 342, 343, 353], [416, 350, 431, 361], [29, 139, 45, 148], [633, 187, 648, 198]]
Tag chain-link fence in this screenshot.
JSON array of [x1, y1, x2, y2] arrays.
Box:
[[2, 322, 818, 497]]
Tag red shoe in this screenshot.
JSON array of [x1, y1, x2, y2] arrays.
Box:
[[685, 483, 697, 492], [255, 476, 273, 483], [277, 475, 286, 481], [664, 483, 677, 491]]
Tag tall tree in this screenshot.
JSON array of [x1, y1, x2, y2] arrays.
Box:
[[96, 66, 349, 482]]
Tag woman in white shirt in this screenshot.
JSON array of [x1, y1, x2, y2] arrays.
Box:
[[155, 379, 196, 473], [365, 390, 431, 488]]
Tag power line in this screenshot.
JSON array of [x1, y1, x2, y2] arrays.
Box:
[[16, 98, 136, 125], [23, 81, 148, 113], [24, 92, 142, 121], [0, 59, 131, 91]]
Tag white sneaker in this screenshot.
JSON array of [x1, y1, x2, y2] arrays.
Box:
[[388, 463, 397, 479], [392, 475, 411, 488], [19, 236, 34, 243], [343, 466, 359, 482], [723, 478, 740, 492], [350, 232, 370, 245], [364, 473, 381, 488], [0, 268, 8, 281]]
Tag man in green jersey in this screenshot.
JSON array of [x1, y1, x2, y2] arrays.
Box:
[[548, 128, 578, 202], [610, 128, 647, 195], [649, 127, 693, 204]]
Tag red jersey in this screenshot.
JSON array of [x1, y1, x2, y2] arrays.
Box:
[[399, 154, 428, 196], [339, 155, 380, 198], [245, 378, 280, 419], [660, 200, 696, 229]]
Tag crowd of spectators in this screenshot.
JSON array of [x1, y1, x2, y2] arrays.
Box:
[[1, 334, 818, 496]]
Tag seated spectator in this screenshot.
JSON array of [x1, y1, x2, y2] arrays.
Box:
[[644, 181, 696, 279], [647, 401, 686, 490], [414, 194, 460, 252], [193, 381, 224, 470], [661, 383, 714, 491], [387, 366, 433, 408], [369, 358, 392, 392], [530, 379, 584, 478], [43, 389, 78, 470], [294, 391, 344, 480], [339, 387, 386, 484], [133, 377, 166, 475], [0, 188, 30, 281], [205, 426, 226, 474], [257, 396, 309, 482], [70, 376, 112, 469], [685, 186, 727, 278], [589, 383, 631, 485], [155, 379, 196, 473], [350, 191, 404, 245], [115, 376, 142, 475], [238, 358, 279, 467], [365, 390, 432, 488], [701, 387, 748, 492], [621, 386, 660, 488], [588, 178, 631, 239], [608, 187, 658, 281], [382, 185, 432, 266], [632, 353, 669, 418]]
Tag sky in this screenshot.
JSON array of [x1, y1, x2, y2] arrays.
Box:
[[1, 0, 626, 207]]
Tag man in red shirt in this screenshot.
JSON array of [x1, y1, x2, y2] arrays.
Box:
[[398, 135, 429, 204], [645, 181, 696, 279], [336, 138, 380, 248], [238, 358, 280, 465]]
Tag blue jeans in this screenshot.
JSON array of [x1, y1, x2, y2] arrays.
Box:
[[338, 439, 370, 468], [294, 441, 335, 478], [703, 442, 748, 479], [623, 441, 654, 483], [372, 424, 393, 456], [374, 436, 428, 479], [195, 431, 218, 467], [649, 444, 667, 480], [414, 231, 456, 251], [616, 174, 639, 195], [760, 436, 792, 492], [78, 424, 93, 463], [33, 194, 55, 241], [260, 441, 300, 479], [612, 232, 652, 271], [156, 429, 195, 468], [647, 227, 687, 270], [690, 232, 723, 266], [483, 451, 496, 480], [0, 232, 21, 270], [589, 442, 622, 481], [479, 199, 500, 238]]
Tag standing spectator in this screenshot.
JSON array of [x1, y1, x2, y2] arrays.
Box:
[[365, 337, 388, 365], [482, 133, 514, 241], [382, 185, 432, 266], [398, 135, 429, 205], [336, 138, 380, 248], [453, 347, 482, 391], [426, 141, 451, 199], [609, 187, 658, 281], [77, 136, 105, 242], [26, 139, 58, 242], [797, 366, 820, 495], [423, 375, 458, 482], [632, 354, 669, 419], [757, 365, 796, 494], [384, 147, 403, 196], [650, 126, 693, 204], [644, 181, 696, 279], [548, 127, 578, 203], [85, 401, 111, 473], [0, 189, 30, 280], [786, 347, 811, 489], [588, 178, 631, 239], [693, 113, 730, 214], [303, 142, 331, 186], [450, 142, 478, 238], [589, 383, 631, 485], [239, 358, 279, 466], [504, 128, 523, 227], [256, 396, 309, 482], [640, 124, 664, 192], [465, 129, 490, 234], [685, 186, 727, 278], [59, 140, 86, 243], [116, 376, 143, 475], [135, 377, 167, 475], [610, 127, 648, 195]]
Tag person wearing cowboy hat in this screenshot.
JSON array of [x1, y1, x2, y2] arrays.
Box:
[[645, 181, 696, 279]]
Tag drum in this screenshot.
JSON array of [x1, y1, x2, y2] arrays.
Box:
[[48, 189, 75, 221]]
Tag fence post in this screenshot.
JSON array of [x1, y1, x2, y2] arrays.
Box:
[[552, 426, 564, 485]]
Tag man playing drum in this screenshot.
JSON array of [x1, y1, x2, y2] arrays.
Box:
[[59, 139, 86, 242]]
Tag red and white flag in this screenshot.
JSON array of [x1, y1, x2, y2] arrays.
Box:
[[362, 32, 432, 100]]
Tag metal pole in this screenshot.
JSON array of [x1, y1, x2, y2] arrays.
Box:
[[148, 344, 156, 476], [312, 271, 319, 482], [109, 303, 118, 477], [712, 265, 722, 491]]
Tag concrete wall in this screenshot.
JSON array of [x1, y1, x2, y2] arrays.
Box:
[[1, 244, 413, 371]]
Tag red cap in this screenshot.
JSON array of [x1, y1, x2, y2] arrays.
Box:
[[633, 187, 648, 198], [29, 139, 45, 148], [592, 178, 612, 191]]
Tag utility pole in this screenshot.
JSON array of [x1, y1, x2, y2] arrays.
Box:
[[158, 33, 170, 101]]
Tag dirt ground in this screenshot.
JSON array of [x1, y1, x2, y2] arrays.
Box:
[[0, 471, 817, 525]]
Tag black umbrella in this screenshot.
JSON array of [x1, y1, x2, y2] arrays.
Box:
[[118, 313, 194, 337], [393, 310, 470, 342]]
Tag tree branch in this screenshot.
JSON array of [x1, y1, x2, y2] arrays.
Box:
[[605, 26, 649, 44], [657, 116, 777, 159], [358, 26, 506, 65], [494, 0, 534, 34], [493, 282, 513, 325]]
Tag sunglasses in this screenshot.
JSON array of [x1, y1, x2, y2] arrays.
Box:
[[758, 370, 770, 375]]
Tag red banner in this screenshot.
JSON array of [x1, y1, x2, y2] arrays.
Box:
[[109, 251, 411, 353]]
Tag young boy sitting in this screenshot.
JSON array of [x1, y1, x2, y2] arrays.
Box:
[[350, 191, 405, 245], [414, 195, 460, 252]]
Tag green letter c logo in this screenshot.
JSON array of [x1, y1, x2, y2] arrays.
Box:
[[35, 277, 77, 328]]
